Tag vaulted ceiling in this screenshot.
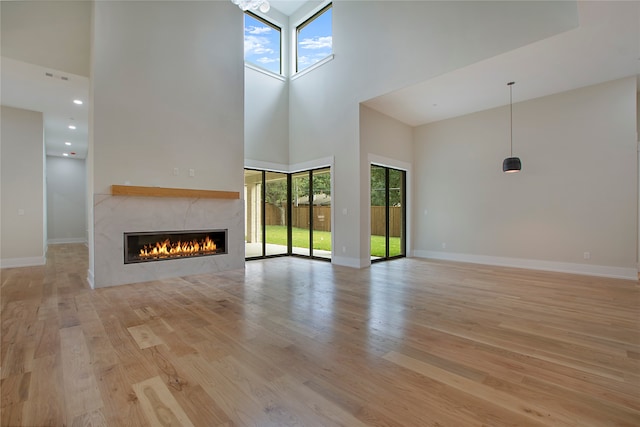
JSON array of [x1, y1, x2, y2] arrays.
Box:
[[1, 1, 638, 161]]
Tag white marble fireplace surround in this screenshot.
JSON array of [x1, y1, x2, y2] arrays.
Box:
[[92, 193, 244, 288]]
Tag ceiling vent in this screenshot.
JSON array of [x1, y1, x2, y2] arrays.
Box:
[[45, 72, 69, 81]]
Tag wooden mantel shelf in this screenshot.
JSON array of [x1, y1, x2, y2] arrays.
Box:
[[111, 185, 240, 200]]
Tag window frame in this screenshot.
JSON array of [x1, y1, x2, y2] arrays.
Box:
[[244, 166, 332, 262], [370, 164, 407, 263], [244, 11, 283, 76], [295, 2, 333, 74]]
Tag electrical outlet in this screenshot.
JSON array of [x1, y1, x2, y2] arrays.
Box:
[[583, 252, 591, 260], [173, 167, 179, 176], [189, 168, 195, 177], [442, 242, 446, 249]]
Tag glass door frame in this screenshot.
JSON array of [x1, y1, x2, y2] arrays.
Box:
[[290, 167, 332, 262], [370, 163, 406, 263], [244, 168, 291, 260], [244, 167, 332, 262]]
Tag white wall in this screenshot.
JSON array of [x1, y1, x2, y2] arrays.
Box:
[[244, 68, 289, 165], [0, 0, 91, 77], [90, 0, 245, 286], [0, 106, 46, 267], [244, 5, 291, 168], [92, 1, 244, 194], [288, 0, 578, 266], [358, 104, 413, 265], [413, 77, 638, 279], [46, 156, 87, 244]]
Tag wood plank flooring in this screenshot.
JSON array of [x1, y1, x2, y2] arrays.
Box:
[[1, 243, 639, 426]]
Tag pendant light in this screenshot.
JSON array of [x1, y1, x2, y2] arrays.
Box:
[[503, 81, 521, 173]]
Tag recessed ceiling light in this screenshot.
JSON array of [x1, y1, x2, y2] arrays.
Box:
[[68, 125, 76, 130], [65, 142, 72, 146], [73, 99, 83, 105], [63, 153, 69, 157]]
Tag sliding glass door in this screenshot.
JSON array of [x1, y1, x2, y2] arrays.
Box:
[[244, 169, 263, 258], [245, 167, 331, 260], [291, 171, 311, 257], [244, 169, 289, 258], [370, 164, 406, 261], [311, 168, 331, 259], [265, 171, 289, 256], [291, 167, 331, 259]]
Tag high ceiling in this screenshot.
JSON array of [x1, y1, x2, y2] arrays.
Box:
[[363, 1, 640, 126], [270, 0, 309, 16], [1, 1, 638, 162]]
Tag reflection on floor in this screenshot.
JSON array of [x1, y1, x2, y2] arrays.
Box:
[[245, 243, 331, 259]]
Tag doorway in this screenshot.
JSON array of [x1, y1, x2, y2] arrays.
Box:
[[370, 164, 406, 262], [245, 167, 331, 261]]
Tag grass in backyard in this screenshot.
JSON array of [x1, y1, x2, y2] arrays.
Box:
[[265, 225, 400, 257]]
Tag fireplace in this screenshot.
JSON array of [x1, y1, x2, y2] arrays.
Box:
[[124, 229, 227, 264]]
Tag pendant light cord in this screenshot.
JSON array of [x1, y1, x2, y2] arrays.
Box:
[[508, 82, 515, 157]]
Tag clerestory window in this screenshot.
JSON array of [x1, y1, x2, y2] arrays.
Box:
[[244, 11, 281, 75], [296, 3, 333, 73]]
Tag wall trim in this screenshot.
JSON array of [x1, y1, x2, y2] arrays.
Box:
[[244, 63, 287, 82], [245, 157, 335, 175], [331, 255, 368, 269], [0, 256, 46, 269], [48, 238, 88, 245], [289, 156, 334, 174], [413, 250, 638, 281], [87, 269, 95, 289], [244, 159, 290, 173]]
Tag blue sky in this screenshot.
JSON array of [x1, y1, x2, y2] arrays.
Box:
[[296, 7, 332, 71], [244, 7, 332, 74], [244, 14, 281, 74]]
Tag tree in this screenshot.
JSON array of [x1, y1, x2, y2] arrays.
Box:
[[292, 170, 331, 204], [371, 165, 403, 207], [265, 177, 287, 225]]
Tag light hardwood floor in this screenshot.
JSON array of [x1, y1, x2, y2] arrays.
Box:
[[1, 244, 639, 426]]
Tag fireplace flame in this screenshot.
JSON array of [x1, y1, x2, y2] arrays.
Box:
[[139, 236, 217, 259]]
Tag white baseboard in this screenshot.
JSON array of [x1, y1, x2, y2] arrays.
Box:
[[331, 255, 369, 269], [1, 256, 46, 269], [48, 238, 87, 245], [413, 250, 637, 281], [87, 269, 95, 289]]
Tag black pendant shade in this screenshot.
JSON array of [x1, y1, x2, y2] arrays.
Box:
[[503, 81, 521, 173], [503, 156, 521, 173]]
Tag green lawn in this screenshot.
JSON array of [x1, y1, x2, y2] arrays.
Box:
[[265, 225, 400, 257]]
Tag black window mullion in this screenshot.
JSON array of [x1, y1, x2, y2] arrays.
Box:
[[385, 168, 390, 259], [401, 170, 406, 256], [287, 173, 292, 255], [308, 170, 314, 258], [261, 170, 266, 258]]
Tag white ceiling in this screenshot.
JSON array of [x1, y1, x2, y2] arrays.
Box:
[[363, 1, 640, 126], [270, 0, 308, 16], [1, 1, 638, 163], [1, 57, 89, 159]]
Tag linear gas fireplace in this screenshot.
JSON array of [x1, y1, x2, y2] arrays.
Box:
[[124, 229, 227, 264]]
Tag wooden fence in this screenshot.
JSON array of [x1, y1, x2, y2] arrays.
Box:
[[370, 206, 402, 237], [265, 204, 401, 237]]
